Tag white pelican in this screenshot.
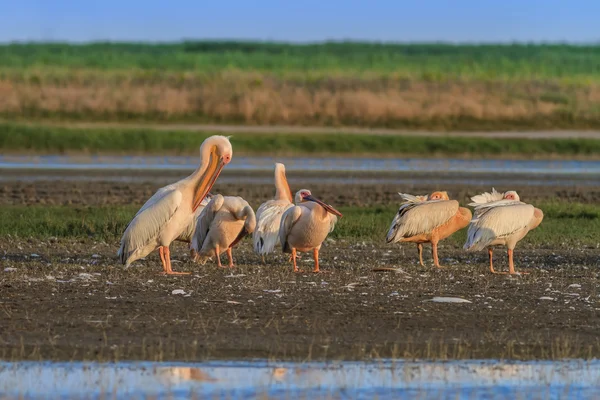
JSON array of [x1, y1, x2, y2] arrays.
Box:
[[117, 136, 232, 274], [386, 191, 471, 268], [279, 190, 342, 273], [191, 195, 256, 268], [464, 188, 544, 274], [253, 163, 294, 261]]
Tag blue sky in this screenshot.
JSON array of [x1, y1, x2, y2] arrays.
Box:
[[1, 0, 599, 43]]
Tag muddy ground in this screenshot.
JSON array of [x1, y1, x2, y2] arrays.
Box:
[[0, 172, 599, 361], [2, 169, 600, 207], [0, 239, 599, 361]]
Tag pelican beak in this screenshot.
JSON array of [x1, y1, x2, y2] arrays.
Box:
[[192, 149, 226, 211], [304, 195, 343, 218]]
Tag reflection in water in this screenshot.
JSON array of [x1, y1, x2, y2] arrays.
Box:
[[0, 359, 599, 399], [155, 366, 217, 384]]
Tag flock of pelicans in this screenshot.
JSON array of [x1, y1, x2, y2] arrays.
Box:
[[117, 135, 543, 276]]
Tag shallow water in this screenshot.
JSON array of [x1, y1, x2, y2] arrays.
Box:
[[2, 155, 600, 175], [1, 359, 599, 399]]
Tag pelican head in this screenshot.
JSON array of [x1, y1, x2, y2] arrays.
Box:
[[193, 136, 233, 211], [503, 190, 520, 201], [295, 189, 343, 218], [428, 191, 450, 201]]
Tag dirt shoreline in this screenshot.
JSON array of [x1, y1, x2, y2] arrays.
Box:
[[0, 238, 599, 362]]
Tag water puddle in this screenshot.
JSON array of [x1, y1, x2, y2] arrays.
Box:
[[2, 155, 599, 175], [1, 359, 599, 399]]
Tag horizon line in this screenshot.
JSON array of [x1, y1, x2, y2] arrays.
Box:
[[1, 38, 599, 46]]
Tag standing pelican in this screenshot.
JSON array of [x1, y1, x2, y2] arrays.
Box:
[[191, 195, 256, 268], [253, 163, 294, 261], [386, 191, 471, 268], [279, 190, 342, 273], [117, 136, 232, 274], [463, 188, 543, 275]]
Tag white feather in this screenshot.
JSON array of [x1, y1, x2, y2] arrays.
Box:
[[176, 195, 213, 243], [464, 203, 535, 251], [386, 198, 459, 243], [279, 206, 303, 253], [253, 199, 294, 255], [190, 194, 224, 255], [117, 189, 182, 267], [328, 214, 338, 233], [468, 188, 504, 207]]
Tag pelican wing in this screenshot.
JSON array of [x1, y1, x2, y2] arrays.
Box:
[[230, 203, 257, 248], [328, 214, 338, 233], [253, 199, 294, 255], [118, 189, 182, 265], [176, 196, 212, 243], [191, 194, 224, 253], [386, 200, 459, 243], [464, 203, 535, 251], [279, 206, 303, 253]]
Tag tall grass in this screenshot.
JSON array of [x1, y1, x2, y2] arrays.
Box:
[[1, 202, 598, 247], [3, 42, 600, 80], [4, 76, 598, 130], [2, 122, 599, 157]]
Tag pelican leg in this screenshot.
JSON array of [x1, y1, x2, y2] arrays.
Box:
[[261, 255, 266, 265], [507, 249, 528, 275], [312, 248, 320, 273], [159, 246, 168, 273], [431, 240, 444, 268], [417, 243, 425, 267], [161, 246, 190, 275], [292, 248, 299, 273], [215, 245, 224, 268], [489, 248, 506, 275], [226, 247, 235, 268]]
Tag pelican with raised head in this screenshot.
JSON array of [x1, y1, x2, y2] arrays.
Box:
[[464, 188, 543, 275], [386, 191, 472, 268], [117, 136, 232, 274], [191, 195, 256, 268], [279, 190, 342, 273], [253, 163, 294, 262]]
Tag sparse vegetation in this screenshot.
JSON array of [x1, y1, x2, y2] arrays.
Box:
[[1, 201, 598, 247], [2, 122, 600, 158]]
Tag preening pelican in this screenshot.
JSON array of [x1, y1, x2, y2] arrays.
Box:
[[117, 136, 232, 274], [386, 191, 471, 268], [279, 190, 342, 273], [463, 188, 543, 274], [191, 195, 256, 268], [253, 163, 294, 261]]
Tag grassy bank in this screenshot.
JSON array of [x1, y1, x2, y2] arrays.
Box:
[[1, 42, 600, 130], [2, 122, 600, 158], [1, 202, 598, 247], [3, 42, 600, 79]]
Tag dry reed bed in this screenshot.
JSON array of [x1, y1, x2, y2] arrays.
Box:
[[1, 73, 598, 129]]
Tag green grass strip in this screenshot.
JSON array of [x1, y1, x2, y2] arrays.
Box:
[[2, 122, 600, 157], [1, 202, 598, 248]]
